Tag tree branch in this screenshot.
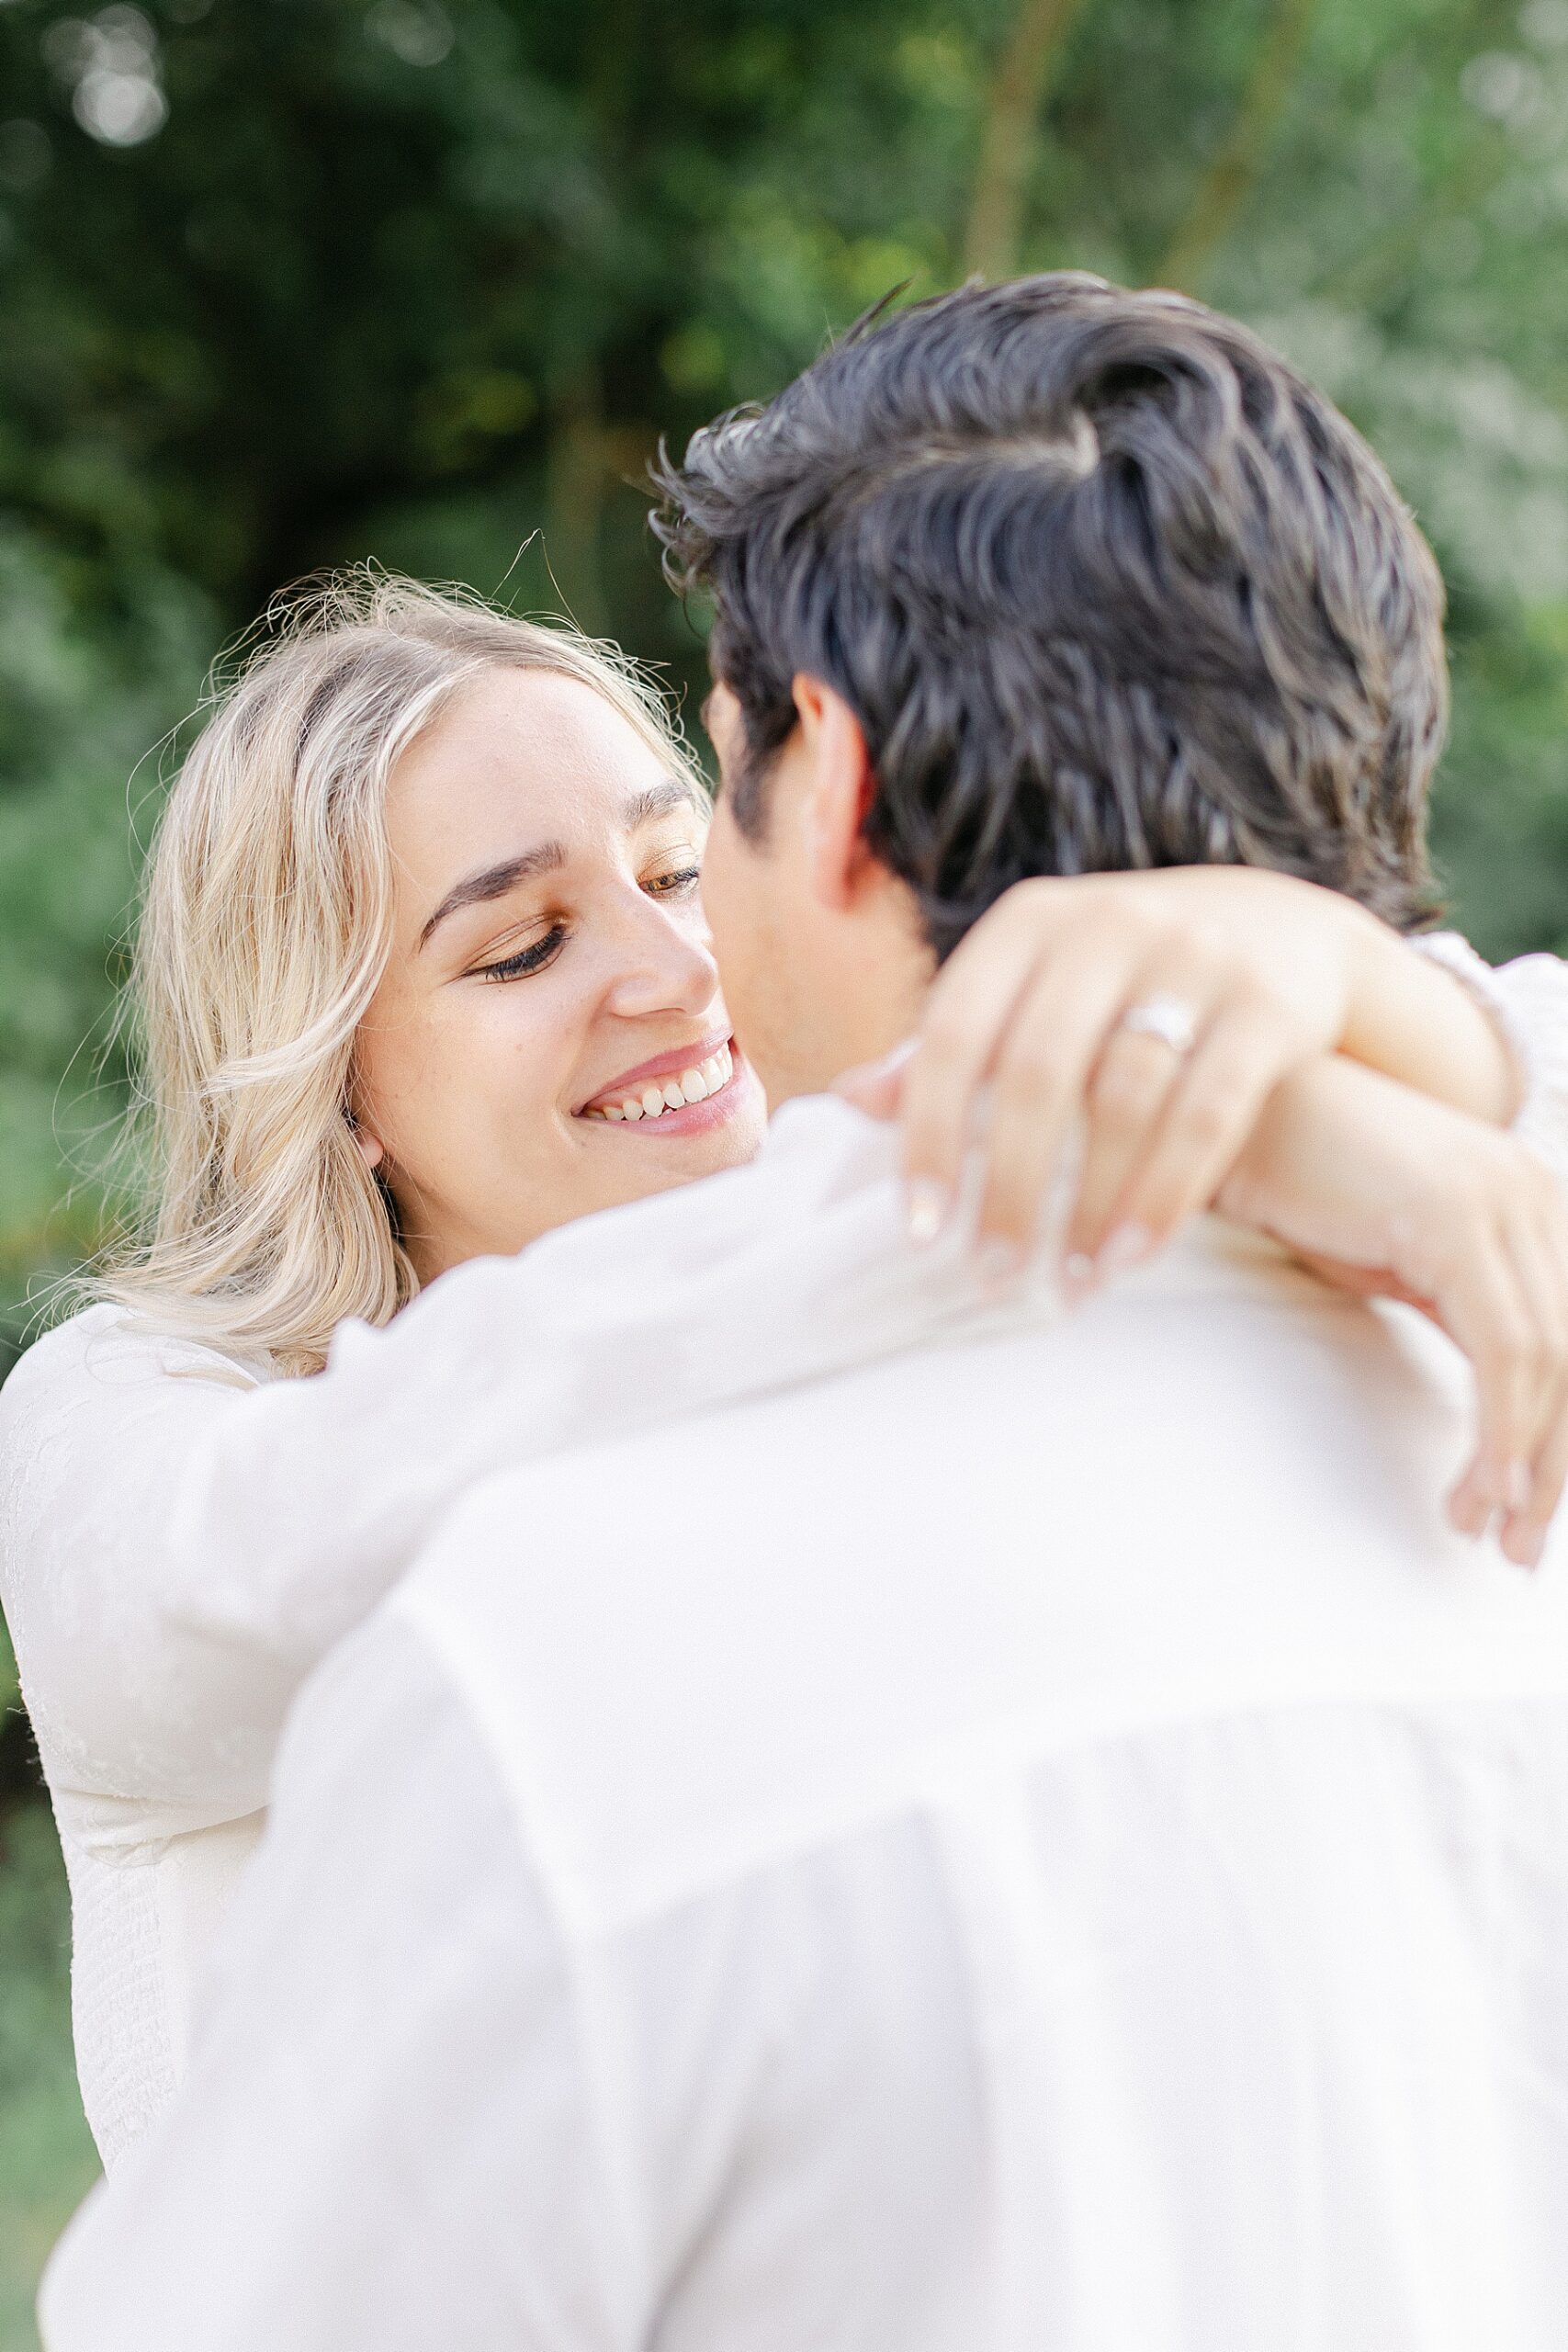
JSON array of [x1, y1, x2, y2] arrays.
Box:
[[544, 361, 611, 636], [1157, 0, 1317, 292], [964, 0, 1091, 282]]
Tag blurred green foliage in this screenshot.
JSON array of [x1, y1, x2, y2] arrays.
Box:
[[1, 0, 1566, 1334], [0, 1624, 97, 2352], [0, 1819, 96, 2352]]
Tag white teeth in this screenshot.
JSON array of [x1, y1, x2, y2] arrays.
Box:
[[585, 1044, 737, 1122]]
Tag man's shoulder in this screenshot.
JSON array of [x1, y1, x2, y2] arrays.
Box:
[[276, 1597, 483, 1815], [400, 1219, 1468, 1654], [383, 1250, 1551, 1940]]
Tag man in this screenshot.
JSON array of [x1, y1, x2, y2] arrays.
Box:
[[42, 277, 1568, 2346]]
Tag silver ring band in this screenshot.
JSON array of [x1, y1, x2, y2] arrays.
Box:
[[1119, 995, 1200, 1057]]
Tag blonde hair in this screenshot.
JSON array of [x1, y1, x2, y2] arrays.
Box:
[[94, 571, 702, 1377]]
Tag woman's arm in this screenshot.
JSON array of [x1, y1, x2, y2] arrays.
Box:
[[12, 871, 1558, 1841], [868, 869, 1527, 1278], [1217, 1057, 1568, 1567], [0, 1314, 282, 1838], [6, 1125, 916, 1838], [839, 866, 1568, 1556], [0, 1271, 623, 1838]]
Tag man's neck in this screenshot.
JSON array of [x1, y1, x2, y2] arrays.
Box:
[[766, 913, 933, 1108]]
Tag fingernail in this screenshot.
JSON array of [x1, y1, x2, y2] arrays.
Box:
[[1448, 1467, 1495, 1543], [1095, 1224, 1154, 1283], [1062, 1250, 1095, 1306], [838, 1036, 918, 1097], [907, 1179, 949, 1247], [1447, 1482, 1490, 1540], [1508, 1523, 1547, 1571], [976, 1236, 1025, 1294]]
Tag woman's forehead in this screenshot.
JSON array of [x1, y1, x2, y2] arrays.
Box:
[[389, 666, 684, 857]]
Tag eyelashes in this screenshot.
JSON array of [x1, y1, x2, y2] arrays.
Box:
[[477, 926, 567, 983], [473, 866, 702, 985]]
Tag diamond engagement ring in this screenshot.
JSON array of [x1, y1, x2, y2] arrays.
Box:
[[1119, 995, 1200, 1057]]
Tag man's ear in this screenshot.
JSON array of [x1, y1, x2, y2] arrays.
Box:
[[790, 673, 877, 912]]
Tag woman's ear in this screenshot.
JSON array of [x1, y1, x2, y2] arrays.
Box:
[[345, 1109, 386, 1173], [791, 674, 877, 912]]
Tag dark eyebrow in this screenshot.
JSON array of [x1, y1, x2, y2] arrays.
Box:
[[415, 779, 700, 953], [416, 842, 566, 952]]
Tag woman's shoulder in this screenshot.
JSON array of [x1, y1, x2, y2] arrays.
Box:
[[0, 1304, 267, 1614], [0, 1302, 263, 1453]]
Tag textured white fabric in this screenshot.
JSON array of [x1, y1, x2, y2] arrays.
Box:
[[1408, 930, 1568, 1176], [0, 1306, 269, 2163], [6, 935, 1568, 2170], [39, 1099, 1568, 2352], [2, 1097, 1067, 2165]]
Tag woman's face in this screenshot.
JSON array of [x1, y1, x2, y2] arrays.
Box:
[[352, 664, 767, 1281]]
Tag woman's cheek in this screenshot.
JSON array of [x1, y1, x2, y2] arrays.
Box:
[[486, 989, 576, 1146]]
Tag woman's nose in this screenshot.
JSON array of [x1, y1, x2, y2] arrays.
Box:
[[603, 895, 722, 1021]]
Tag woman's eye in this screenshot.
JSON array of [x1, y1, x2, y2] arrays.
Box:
[[474, 925, 568, 983], [470, 869, 696, 980]]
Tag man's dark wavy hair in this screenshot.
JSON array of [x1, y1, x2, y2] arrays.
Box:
[[651, 274, 1448, 961]]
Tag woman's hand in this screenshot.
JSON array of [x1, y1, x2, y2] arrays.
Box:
[[832, 863, 1562, 1559], [840, 867, 1395, 1283], [1219, 1058, 1568, 1566], [840, 866, 1518, 1286]]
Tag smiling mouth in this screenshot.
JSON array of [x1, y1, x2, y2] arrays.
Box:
[[581, 1042, 735, 1125]]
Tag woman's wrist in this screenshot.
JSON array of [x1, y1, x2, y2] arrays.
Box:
[[1403, 932, 1535, 1125], [1337, 914, 1519, 1126]]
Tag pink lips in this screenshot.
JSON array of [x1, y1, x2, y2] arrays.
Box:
[[578, 1031, 734, 1119], [602, 1066, 750, 1137], [575, 1037, 763, 1140]]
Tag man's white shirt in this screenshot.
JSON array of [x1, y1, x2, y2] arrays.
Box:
[[40, 1100, 1568, 2350]]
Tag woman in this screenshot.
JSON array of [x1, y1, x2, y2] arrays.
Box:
[[2, 572, 1565, 2171]]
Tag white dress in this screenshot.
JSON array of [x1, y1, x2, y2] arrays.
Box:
[[3, 935, 1566, 2169]]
